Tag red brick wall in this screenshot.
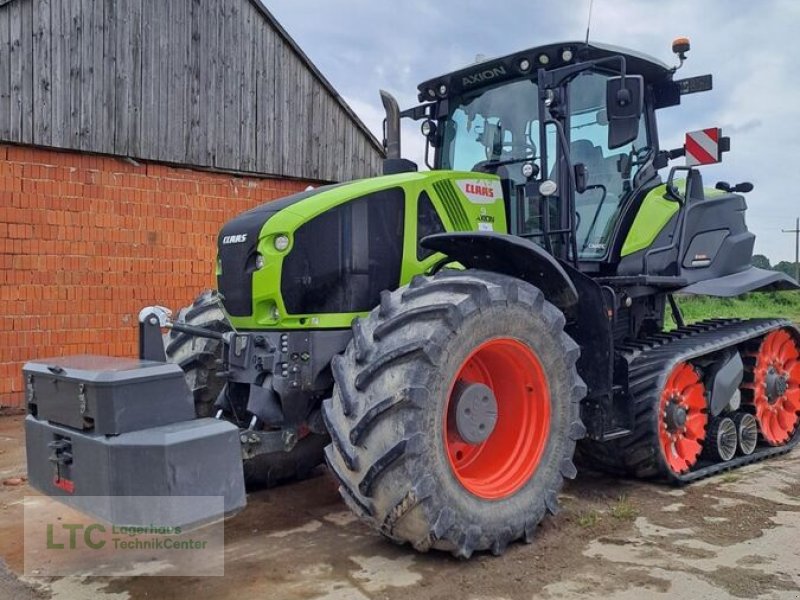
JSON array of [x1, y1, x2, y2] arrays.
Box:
[[0, 144, 316, 407]]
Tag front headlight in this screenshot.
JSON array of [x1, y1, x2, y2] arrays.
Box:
[[274, 234, 290, 252], [255, 254, 265, 270]]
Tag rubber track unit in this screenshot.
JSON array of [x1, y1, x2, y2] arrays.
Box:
[[581, 318, 799, 484], [323, 270, 586, 558]]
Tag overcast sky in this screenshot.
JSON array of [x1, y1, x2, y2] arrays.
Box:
[[268, 0, 800, 263]]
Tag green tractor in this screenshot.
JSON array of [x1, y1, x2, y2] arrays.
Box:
[[24, 39, 800, 558]]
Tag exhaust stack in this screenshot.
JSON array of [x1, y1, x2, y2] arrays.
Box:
[[380, 90, 417, 175], [380, 90, 402, 160]]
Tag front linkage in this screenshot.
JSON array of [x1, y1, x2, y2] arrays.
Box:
[[138, 298, 348, 472]]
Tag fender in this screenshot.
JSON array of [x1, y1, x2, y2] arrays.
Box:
[[421, 232, 579, 313], [679, 267, 800, 297]]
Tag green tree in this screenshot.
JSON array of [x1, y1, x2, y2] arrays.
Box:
[[751, 254, 771, 270], [773, 261, 798, 278]]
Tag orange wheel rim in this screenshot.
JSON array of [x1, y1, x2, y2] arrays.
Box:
[[658, 363, 708, 474], [444, 338, 550, 500], [748, 330, 800, 445]]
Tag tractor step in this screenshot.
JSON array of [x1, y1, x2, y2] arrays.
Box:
[[581, 318, 799, 483]]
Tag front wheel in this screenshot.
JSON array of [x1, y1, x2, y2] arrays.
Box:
[[323, 271, 586, 557], [164, 290, 231, 418]]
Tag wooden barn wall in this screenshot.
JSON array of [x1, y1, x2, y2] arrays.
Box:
[[0, 0, 383, 181]]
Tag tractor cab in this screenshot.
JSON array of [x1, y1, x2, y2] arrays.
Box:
[[393, 41, 709, 271], [435, 63, 650, 263]]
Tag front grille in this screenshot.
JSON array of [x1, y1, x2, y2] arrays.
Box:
[[217, 210, 273, 317], [281, 188, 405, 315], [217, 239, 255, 317]]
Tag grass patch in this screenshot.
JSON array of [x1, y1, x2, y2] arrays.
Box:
[[577, 510, 601, 529], [610, 495, 638, 521], [720, 472, 741, 484], [667, 291, 800, 329]]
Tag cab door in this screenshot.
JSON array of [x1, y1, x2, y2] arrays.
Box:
[[567, 71, 650, 260]]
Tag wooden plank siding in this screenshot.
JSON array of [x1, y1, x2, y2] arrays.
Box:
[[0, 0, 384, 182]]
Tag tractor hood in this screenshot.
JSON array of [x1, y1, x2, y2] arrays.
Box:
[[215, 171, 508, 329], [216, 174, 431, 319]]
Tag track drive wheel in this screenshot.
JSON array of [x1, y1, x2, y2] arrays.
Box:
[[579, 360, 708, 480], [744, 329, 800, 446], [323, 271, 586, 557]]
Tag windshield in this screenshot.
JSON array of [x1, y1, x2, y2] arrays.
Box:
[[440, 79, 548, 186]]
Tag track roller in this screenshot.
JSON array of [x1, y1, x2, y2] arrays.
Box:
[[703, 416, 737, 462], [733, 412, 758, 456]]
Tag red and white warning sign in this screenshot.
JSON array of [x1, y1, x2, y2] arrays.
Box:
[[685, 128, 722, 166]]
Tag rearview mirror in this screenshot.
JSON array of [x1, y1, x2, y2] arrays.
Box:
[[606, 75, 644, 149]]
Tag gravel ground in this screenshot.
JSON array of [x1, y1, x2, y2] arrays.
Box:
[[1, 413, 798, 600]]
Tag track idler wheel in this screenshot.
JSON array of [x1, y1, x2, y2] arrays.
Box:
[[703, 416, 738, 463], [744, 329, 800, 446], [658, 363, 708, 475]]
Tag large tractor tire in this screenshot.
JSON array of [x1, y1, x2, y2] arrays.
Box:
[[164, 290, 230, 418], [165, 290, 327, 488], [323, 270, 586, 557]]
